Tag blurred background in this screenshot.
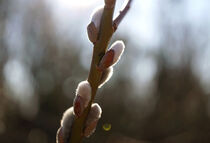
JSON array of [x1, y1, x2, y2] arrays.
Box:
[[0, 0, 210, 142]]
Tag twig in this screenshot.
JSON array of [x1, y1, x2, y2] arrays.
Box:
[[68, 0, 132, 142], [113, 0, 133, 31]]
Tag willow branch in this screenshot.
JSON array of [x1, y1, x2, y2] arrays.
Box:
[[68, 0, 132, 142], [68, 2, 116, 143], [113, 0, 133, 31]]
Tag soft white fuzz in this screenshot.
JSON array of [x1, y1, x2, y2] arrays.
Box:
[[91, 6, 104, 30], [84, 103, 102, 137], [84, 120, 97, 138], [89, 103, 102, 120], [98, 67, 113, 88], [73, 80, 92, 117], [110, 40, 125, 66], [61, 107, 74, 128], [97, 40, 125, 71], [75, 80, 91, 108], [57, 107, 74, 143], [87, 22, 98, 43]]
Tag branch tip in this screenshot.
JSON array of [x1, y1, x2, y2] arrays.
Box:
[[113, 0, 133, 31], [104, 0, 116, 8]]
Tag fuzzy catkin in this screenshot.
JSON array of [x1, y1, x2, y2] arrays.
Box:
[[87, 103, 102, 122], [87, 22, 98, 43], [98, 67, 113, 88], [57, 107, 75, 143], [98, 40, 125, 71], [74, 80, 91, 117], [84, 103, 102, 137], [90, 6, 104, 30], [109, 40, 125, 66], [75, 81, 91, 107]]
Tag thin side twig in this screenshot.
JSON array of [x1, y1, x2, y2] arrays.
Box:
[[113, 0, 133, 31]]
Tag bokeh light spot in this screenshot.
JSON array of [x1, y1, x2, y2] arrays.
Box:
[[103, 123, 111, 131]]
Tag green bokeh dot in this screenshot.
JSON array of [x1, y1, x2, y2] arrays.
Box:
[[103, 123, 111, 131]]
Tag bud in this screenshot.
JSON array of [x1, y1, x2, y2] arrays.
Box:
[[84, 103, 102, 137], [87, 22, 98, 43], [84, 120, 98, 138], [97, 49, 114, 71], [73, 80, 91, 117], [56, 127, 64, 143], [90, 7, 104, 30], [110, 40, 125, 66], [57, 107, 75, 143], [87, 7, 104, 43], [73, 96, 84, 117], [105, 0, 115, 8], [97, 40, 125, 71], [98, 67, 113, 88]]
